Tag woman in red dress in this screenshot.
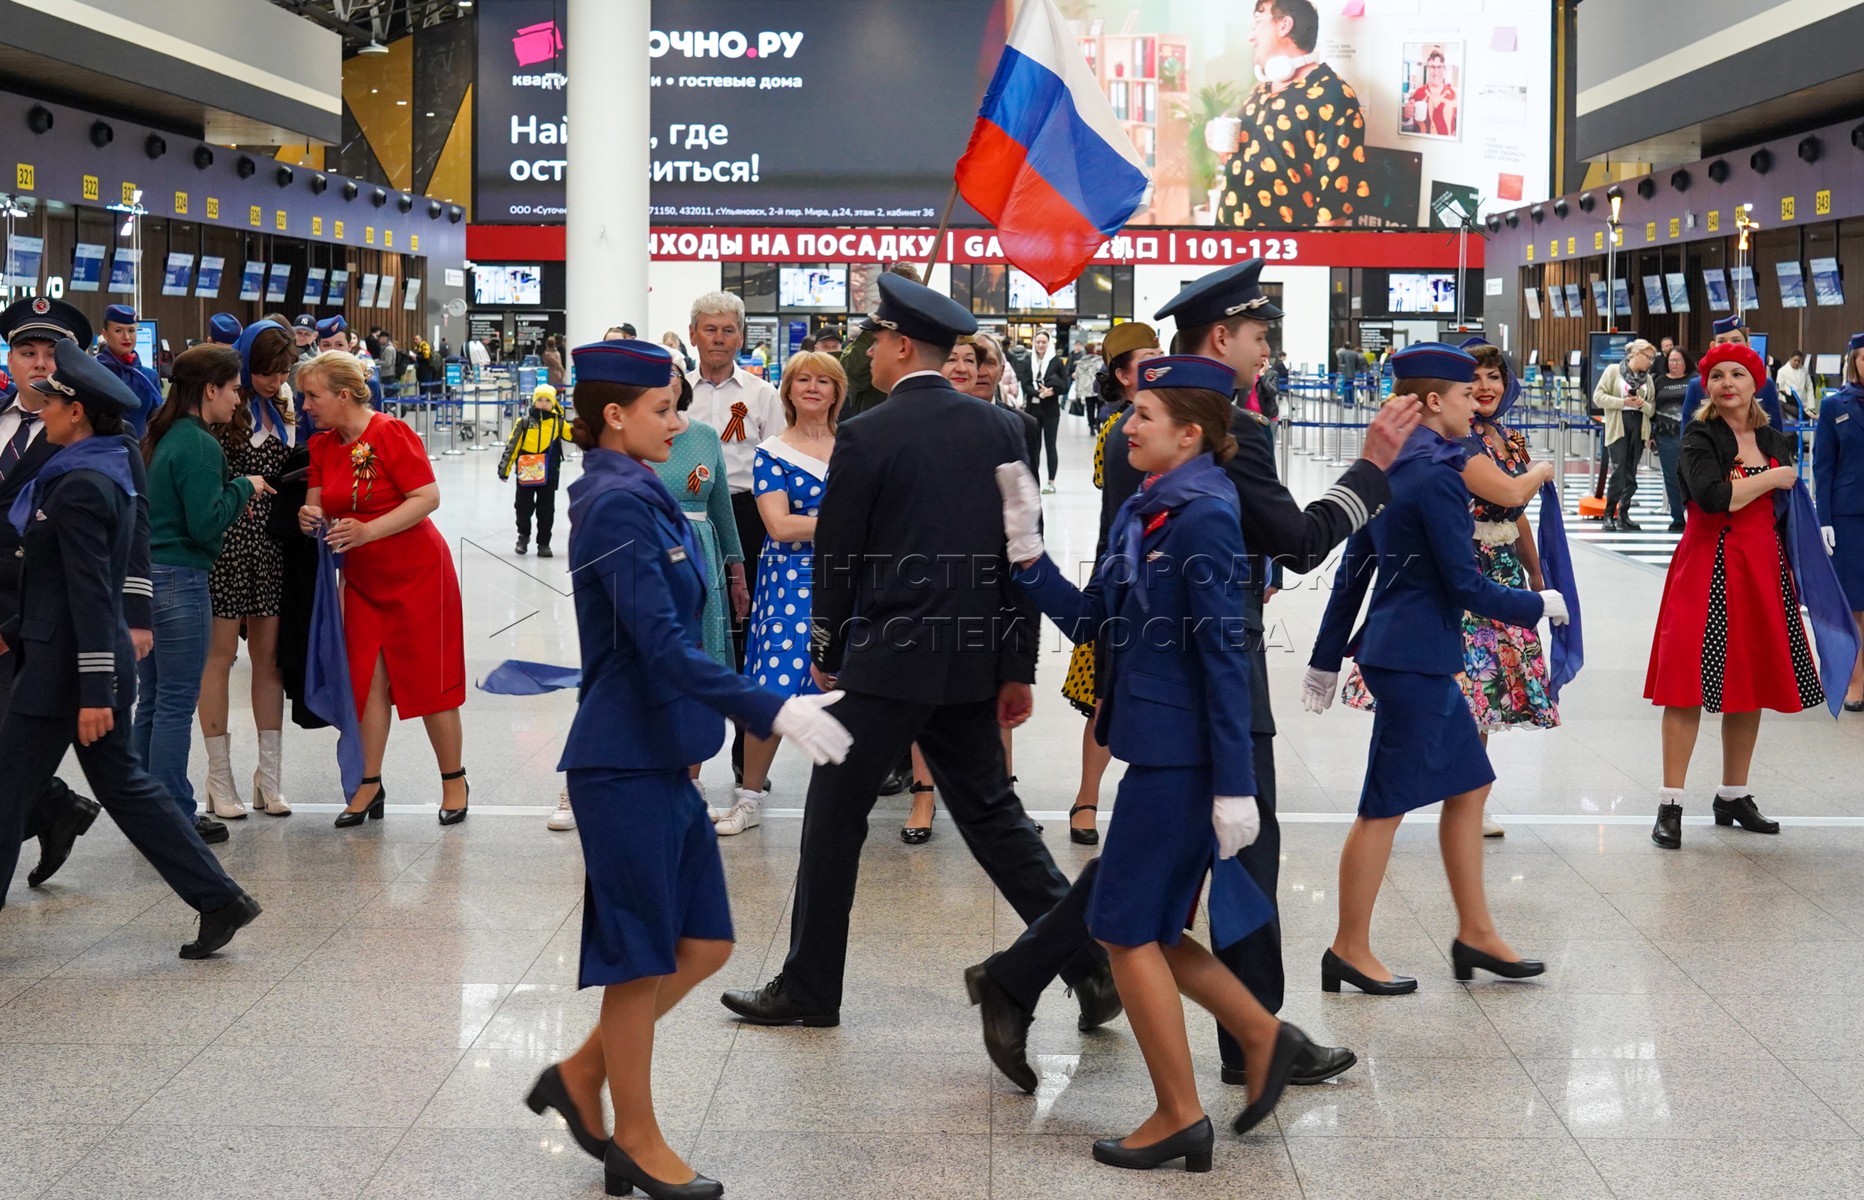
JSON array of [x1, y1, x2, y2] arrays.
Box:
[[295, 352, 469, 827], [1645, 342, 1818, 849]]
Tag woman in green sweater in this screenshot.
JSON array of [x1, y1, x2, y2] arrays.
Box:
[[131, 344, 274, 828]]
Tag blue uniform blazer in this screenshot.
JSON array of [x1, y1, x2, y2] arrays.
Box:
[[94, 352, 163, 438], [1312, 427, 1545, 676], [1814, 384, 1864, 521], [558, 454, 783, 772], [1016, 492, 1256, 797]]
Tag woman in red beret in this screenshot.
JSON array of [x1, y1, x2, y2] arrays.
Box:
[[1644, 342, 1818, 849]]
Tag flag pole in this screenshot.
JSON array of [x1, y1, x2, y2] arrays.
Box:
[[923, 179, 962, 279]]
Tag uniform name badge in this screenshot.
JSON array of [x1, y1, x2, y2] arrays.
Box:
[[668, 546, 689, 563], [1840, 413, 1851, 423]]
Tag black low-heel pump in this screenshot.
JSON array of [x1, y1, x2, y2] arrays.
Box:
[[1232, 1022, 1312, 1135], [333, 777, 385, 828], [438, 768, 469, 826], [603, 1139, 723, 1199], [1321, 948, 1417, 995], [1091, 1115, 1213, 1172], [1069, 803, 1100, 845], [524, 1064, 605, 1160], [1451, 939, 1546, 982]]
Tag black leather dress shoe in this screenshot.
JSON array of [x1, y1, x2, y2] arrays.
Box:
[[194, 814, 230, 844], [720, 975, 839, 1027], [526, 1064, 606, 1160], [27, 792, 101, 888], [1321, 948, 1417, 995], [1092, 1116, 1213, 1172], [1222, 1039, 1357, 1087], [1072, 961, 1122, 1032], [1232, 1022, 1311, 1135], [877, 761, 913, 797], [604, 1139, 723, 1199], [964, 963, 1036, 1093], [1713, 794, 1780, 834], [1619, 516, 1643, 531], [1451, 939, 1545, 982], [1846, 699, 1864, 713], [1652, 801, 1682, 849], [179, 893, 262, 959]]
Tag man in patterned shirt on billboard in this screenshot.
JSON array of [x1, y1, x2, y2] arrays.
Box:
[[1212, 0, 1369, 230]]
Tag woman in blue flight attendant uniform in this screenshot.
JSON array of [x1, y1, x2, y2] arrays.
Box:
[[1815, 332, 1864, 711], [997, 356, 1318, 1173], [519, 339, 851, 1200], [1304, 343, 1568, 993]]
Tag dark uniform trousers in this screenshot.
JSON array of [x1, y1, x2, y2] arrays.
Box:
[[0, 696, 241, 912], [0, 655, 88, 877], [780, 688, 1103, 1011]]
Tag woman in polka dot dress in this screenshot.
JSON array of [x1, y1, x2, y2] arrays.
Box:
[[1645, 344, 1817, 850], [720, 351, 844, 836]]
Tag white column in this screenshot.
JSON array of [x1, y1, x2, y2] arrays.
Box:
[[566, 0, 649, 345]]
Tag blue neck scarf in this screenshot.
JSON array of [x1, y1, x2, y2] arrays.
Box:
[[248, 395, 287, 440], [1396, 424, 1470, 473], [8, 434, 137, 535], [1778, 479, 1860, 717], [569, 448, 702, 567], [1098, 452, 1236, 613]]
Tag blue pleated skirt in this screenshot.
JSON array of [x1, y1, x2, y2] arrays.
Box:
[[1832, 516, 1864, 609], [567, 767, 733, 987], [1090, 764, 1273, 950], [1356, 666, 1496, 818]]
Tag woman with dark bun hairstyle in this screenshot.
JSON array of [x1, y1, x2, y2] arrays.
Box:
[[521, 338, 851, 1200], [998, 354, 1316, 1172]]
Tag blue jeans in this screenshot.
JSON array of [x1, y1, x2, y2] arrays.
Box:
[[1654, 425, 1684, 523], [132, 563, 211, 822]]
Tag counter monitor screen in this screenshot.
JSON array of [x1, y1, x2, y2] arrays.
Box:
[[473, 265, 543, 307], [778, 266, 847, 310], [1388, 271, 1456, 315]]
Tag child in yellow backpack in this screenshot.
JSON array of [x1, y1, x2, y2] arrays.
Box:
[[498, 383, 574, 556]]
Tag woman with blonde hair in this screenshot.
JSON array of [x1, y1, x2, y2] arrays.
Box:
[[296, 352, 470, 827], [1593, 339, 1656, 532], [717, 350, 846, 835]]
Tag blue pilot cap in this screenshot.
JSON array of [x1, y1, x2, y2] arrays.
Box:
[[1390, 341, 1478, 384], [0, 296, 93, 348], [1849, 332, 1864, 354], [1153, 259, 1284, 328], [572, 338, 677, 388], [1712, 314, 1746, 336], [31, 338, 140, 416], [858, 272, 977, 347], [103, 303, 137, 326], [1134, 355, 1236, 395], [208, 313, 244, 345], [316, 315, 349, 339]]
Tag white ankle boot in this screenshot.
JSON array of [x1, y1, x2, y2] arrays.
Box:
[[714, 787, 765, 836], [203, 734, 249, 819], [251, 730, 291, 816]]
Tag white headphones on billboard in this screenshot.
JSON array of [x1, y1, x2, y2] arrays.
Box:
[[1255, 52, 1319, 85]]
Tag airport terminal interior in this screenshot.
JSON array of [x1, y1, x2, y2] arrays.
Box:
[[6, 1, 1864, 1197]]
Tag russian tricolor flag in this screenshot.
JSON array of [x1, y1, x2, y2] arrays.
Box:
[[956, 0, 1150, 294]]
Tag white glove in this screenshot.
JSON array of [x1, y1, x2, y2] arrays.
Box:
[[772, 692, 851, 766], [1301, 667, 1339, 714], [1213, 796, 1260, 859], [1824, 525, 1838, 555], [994, 461, 1045, 565], [1539, 589, 1570, 626]]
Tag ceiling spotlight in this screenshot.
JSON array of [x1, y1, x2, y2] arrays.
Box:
[[1528, 204, 1544, 223], [26, 105, 53, 135], [1799, 136, 1822, 164], [237, 155, 257, 179], [1553, 197, 1568, 218], [311, 173, 329, 195], [1637, 177, 1656, 199], [1670, 168, 1690, 192], [1485, 214, 1501, 234], [1606, 184, 1624, 222], [276, 165, 295, 187], [343, 180, 360, 201], [397, 193, 414, 213], [1504, 211, 1518, 229], [1577, 191, 1595, 213], [193, 144, 215, 170], [89, 120, 113, 148], [428, 200, 443, 219], [1708, 159, 1730, 183], [1750, 148, 1773, 175], [144, 133, 166, 159], [372, 187, 388, 207], [448, 204, 464, 223]]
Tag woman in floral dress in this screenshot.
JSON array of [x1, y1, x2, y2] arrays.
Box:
[[1342, 341, 1560, 835]]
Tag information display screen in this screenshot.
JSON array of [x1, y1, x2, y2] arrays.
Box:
[[777, 266, 846, 309]]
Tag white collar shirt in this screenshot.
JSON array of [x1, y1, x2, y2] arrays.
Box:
[[0, 394, 45, 459], [688, 366, 786, 492]]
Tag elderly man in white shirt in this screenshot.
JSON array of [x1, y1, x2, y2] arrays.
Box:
[[687, 291, 786, 780]]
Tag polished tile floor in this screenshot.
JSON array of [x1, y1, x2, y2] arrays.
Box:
[[6, 411, 1864, 1198]]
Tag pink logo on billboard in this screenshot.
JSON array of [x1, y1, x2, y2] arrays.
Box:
[[512, 21, 563, 68]]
